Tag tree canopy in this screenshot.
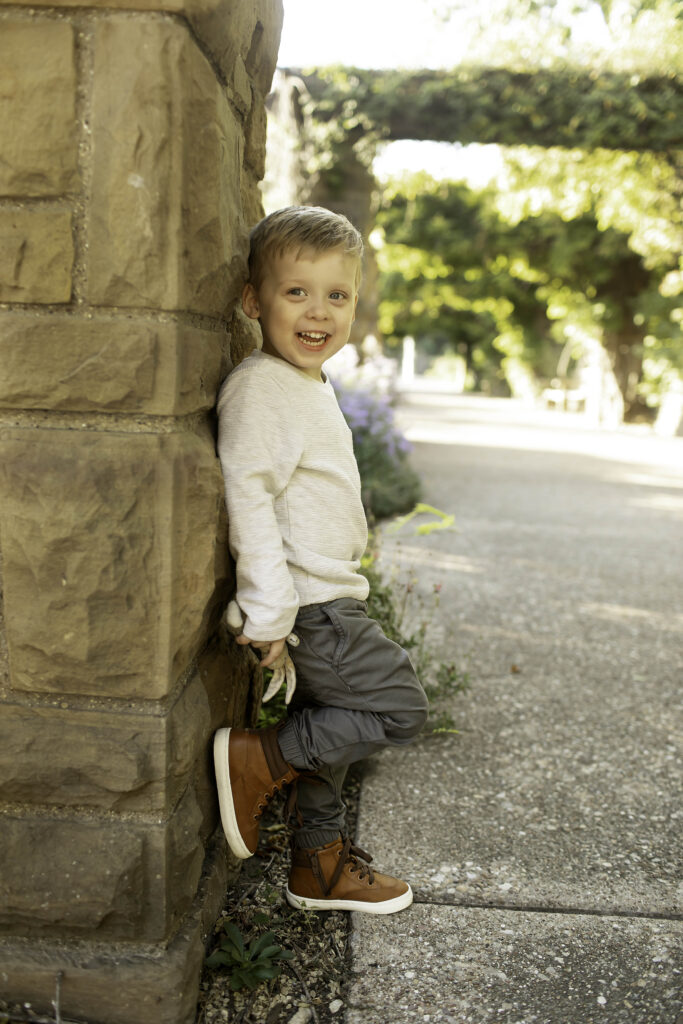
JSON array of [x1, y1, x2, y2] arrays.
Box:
[[272, 0, 682, 421], [375, 147, 682, 417]]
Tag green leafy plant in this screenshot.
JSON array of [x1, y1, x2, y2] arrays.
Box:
[[388, 503, 457, 536], [256, 670, 287, 729], [205, 921, 293, 991]]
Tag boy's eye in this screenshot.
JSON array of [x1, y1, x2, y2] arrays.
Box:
[[287, 287, 306, 296], [330, 291, 347, 301]]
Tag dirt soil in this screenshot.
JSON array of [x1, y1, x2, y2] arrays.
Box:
[[196, 766, 363, 1024]]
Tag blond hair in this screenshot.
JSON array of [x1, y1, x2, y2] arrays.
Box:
[[248, 206, 364, 288]]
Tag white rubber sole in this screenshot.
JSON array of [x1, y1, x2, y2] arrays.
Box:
[[213, 728, 252, 860], [284, 884, 413, 915]]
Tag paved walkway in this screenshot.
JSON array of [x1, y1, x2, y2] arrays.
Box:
[[344, 393, 682, 1024]]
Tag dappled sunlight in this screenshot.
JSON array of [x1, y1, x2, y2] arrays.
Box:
[[627, 493, 683, 515], [580, 602, 683, 633], [618, 472, 683, 490], [395, 393, 683, 471]]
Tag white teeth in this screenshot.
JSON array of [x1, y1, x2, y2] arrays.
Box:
[[298, 332, 327, 347]]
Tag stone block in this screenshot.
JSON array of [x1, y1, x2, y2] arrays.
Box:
[[0, 207, 73, 303], [232, 54, 253, 116], [182, 0, 283, 97], [87, 17, 247, 317], [0, 636, 256, 815], [0, 789, 203, 941], [0, 429, 226, 699], [0, 835, 234, 1024], [0, 0, 284, 98], [0, 19, 78, 197], [245, 93, 268, 179], [0, 550, 9, 691], [0, 313, 226, 414], [0, 701, 171, 812]]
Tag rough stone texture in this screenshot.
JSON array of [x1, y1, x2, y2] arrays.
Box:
[[0, 0, 279, 1017], [0, 19, 78, 197], [0, 835, 234, 1024], [182, 0, 283, 97], [347, 905, 683, 1024], [0, 635, 249, 815], [228, 304, 263, 365], [245, 95, 269, 179], [0, 427, 227, 699], [0, 551, 8, 691], [0, 785, 204, 941], [0, 207, 73, 303], [0, 0, 283, 98], [0, 313, 226, 414], [87, 16, 247, 317]]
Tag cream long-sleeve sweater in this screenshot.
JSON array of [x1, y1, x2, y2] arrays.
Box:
[[216, 350, 369, 640]]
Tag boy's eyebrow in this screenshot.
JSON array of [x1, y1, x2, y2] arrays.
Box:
[[279, 275, 356, 289]]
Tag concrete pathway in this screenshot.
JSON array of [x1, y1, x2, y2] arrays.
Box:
[[345, 393, 682, 1024]]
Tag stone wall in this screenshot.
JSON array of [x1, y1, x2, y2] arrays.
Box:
[[0, 1, 282, 1021]]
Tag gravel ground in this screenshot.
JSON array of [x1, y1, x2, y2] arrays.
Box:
[[196, 766, 364, 1024]]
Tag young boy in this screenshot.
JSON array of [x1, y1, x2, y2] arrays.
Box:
[[214, 205, 428, 914]]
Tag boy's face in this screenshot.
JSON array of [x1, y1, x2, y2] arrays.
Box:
[[242, 246, 359, 381]]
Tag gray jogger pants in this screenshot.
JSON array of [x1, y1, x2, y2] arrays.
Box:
[[276, 598, 429, 848]]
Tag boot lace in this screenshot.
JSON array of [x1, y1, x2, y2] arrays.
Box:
[[326, 836, 375, 893]]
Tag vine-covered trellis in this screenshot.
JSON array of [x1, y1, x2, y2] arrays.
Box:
[[296, 65, 683, 153]]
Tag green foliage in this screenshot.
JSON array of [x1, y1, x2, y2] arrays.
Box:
[[375, 153, 682, 416], [421, 0, 683, 74], [205, 920, 293, 991], [256, 673, 287, 729], [300, 63, 683, 153], [389, 503, 457, 536], [295, 0, 683, 155]]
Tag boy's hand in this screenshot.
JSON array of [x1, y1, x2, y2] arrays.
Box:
[[236, 634, 286, 667], [224, 602, 297, 704], [236, 634, 296, 704]]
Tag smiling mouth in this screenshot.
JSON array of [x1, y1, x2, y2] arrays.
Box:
[[298, 331, 329, 349]]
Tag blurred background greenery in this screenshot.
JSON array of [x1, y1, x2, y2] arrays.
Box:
[[265, 0, 682, 433]]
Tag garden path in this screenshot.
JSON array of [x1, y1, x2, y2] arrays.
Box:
[[344, 391, 683, 1024]]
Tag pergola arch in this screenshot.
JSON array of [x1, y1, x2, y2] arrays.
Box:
[[265, 65, 682, 412]]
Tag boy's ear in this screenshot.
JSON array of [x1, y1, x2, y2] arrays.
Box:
[[352, 292, 359, 323], [242, 283, 260, 320]]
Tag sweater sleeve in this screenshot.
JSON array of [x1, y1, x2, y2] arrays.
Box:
[[216, 367, 303, 640]]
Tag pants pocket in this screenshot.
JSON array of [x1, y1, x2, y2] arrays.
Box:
[[293, 604, 345, 668]]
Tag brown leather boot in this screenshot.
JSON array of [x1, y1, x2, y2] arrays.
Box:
[[286, 836, 413, 914], [213, 727, 299, 859]]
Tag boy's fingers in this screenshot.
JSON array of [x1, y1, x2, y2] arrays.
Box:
[[259, 637, 286, 668]]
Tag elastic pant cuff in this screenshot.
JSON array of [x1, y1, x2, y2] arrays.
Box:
[[276, 722, 306, 768], [294, 828, 343, 850]]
